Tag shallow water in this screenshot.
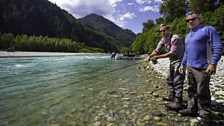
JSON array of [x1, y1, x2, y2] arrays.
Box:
[[0, 54, 143, 126]]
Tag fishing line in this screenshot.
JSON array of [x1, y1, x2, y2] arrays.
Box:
[[0, 60, 146, 113], [0, 60, 146, 101], [60, 60, 146, 88]]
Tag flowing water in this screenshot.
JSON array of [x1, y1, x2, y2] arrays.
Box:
[[0, 54, 144, 126]]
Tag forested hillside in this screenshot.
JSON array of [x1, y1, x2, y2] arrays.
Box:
[[79, 14, 136, 47], [0, 0, 135, 52], [131, 0, 224, 54]]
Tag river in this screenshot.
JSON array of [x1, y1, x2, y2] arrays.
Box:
[[0, 54, 147, 126]]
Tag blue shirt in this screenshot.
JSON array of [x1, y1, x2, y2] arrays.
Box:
[[181, 25, 223, 69]]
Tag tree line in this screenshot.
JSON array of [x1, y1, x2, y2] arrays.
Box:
[[0, 0, 120, 53], [131, 0, 224, 55], [0, 33, 103, 53]]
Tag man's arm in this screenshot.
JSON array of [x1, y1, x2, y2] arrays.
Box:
[[205, 26, 223, 75], [144, 39, 164, 61], [150, 52, 173, 60], [144, 50, 158, 61], [207, 26, 223, 65]]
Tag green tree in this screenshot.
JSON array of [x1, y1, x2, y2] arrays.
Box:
[[0, 33, 15, 50], [156, 18, 165, 25], [187, 0, 217, 14], [142, 20, 155, 32], [160, 0, 187, 22]]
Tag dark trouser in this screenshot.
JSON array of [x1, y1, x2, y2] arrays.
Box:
[[187, 66, 211, 120], [167, 60, 185, 100]]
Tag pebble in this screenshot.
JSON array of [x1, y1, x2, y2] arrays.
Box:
[[121, 98, 130, 101], [215, 91, 224, 96], [94, 121, 101, 126], [153, 116, 161, 121], [118, 88, 127, 91], [106, 123, 114, 126], [216, 99, 224, 104], [190, 119, 199, 126], [152, 93, 159, 97], [143, 115, 151, 121]]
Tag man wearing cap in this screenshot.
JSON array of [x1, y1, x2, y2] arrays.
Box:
[[145, 24, 185, 110], [179, 11, 223, 126]]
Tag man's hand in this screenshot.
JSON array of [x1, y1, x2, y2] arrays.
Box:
[[150, 55, 159, 61], [179, 66, 185, 74], [206, 64, 216, 75], [144, 56, 151, 62]]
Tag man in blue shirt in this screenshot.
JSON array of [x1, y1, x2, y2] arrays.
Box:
[[179, 11, 223, 126]]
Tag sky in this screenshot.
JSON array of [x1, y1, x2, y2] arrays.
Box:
[[48, 0, 162, 34]]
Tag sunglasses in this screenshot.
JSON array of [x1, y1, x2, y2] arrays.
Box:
[[185, 17, 197, 22], [159, 29, 167, 32]]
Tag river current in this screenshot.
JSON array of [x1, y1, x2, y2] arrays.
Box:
[[0, 54, 143, 126]]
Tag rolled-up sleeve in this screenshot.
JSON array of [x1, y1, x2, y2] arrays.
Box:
[[169, 39, 178, 54], [169, 35, 180, 54]]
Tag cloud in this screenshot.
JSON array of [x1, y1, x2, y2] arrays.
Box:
[[135, 0, 145, 5], [135, 0, 161, 5], [154, 0, 162, 2], [47, 0, 128, 28], [127, 2, 135, 6], [139, 5, 160, 12], [133, 0, 160, 13], [119, 12, 136, 21], [47, 0, 162, 33], [48, 0, 124, 18]]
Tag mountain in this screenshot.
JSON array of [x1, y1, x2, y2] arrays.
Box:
[[0, 0, 120, 52], [79, 14, 136, 47]]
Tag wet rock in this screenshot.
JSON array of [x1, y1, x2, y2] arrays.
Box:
[[216, 99, 224, 104], [106, 123, 114, 126], [153, 116, 161, 121], [156, 122, 168, 126], [108, 90, 116, 94], [214, 91, 224, 96], [94, 121, 101, 126], [88, 88, 94, 91], [152, 93, 159, 97], [107, 117, 116, 122], [130, 92, 136, 95], [50, 124, 59, 126], [142, 115, 151, 121], [118, 88, 127, 91], [121, 98, 130, 101], [190, 119, 199, 126]]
